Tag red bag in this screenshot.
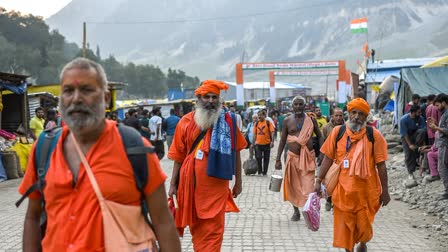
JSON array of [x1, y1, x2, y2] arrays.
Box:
[[168, 196, 184, 237], [303, 192, 321, 232]]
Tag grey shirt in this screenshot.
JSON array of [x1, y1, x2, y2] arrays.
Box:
[[436, 109, 448, 148]]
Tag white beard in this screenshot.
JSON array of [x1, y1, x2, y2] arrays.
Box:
[[194, 106, 221, 130], [348, 120, 366, 133], [59, 98, 106, 132]]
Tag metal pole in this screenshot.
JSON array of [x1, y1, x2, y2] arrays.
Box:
[[82, 22, 86, 58]]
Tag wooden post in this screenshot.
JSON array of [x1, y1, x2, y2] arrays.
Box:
[[82, 22, 86, 58]]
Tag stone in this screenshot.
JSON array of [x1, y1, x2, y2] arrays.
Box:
[[433, 225, 442, 231], [391, 153, 405, 163], [385, 134, 402, 143], [388, 145, 403, 154], [387, 142, 399, 149], [405, 179, 418, 189]]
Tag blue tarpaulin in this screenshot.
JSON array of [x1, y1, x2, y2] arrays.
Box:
[[0, 80, 28, 94], [384, 99, 394, 112]]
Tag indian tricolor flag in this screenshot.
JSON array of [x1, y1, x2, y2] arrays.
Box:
[[350, 17, 368, 34]]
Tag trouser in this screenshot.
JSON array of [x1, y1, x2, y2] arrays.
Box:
[[255, 144, 271, 175], [166, 135, 174, 150], [190, 207, 226, 252], [428, 148, 439, 177], [414, 128, 428, 146], [438, 146, 448, 193], [402, 129, 427, 174], [150, 140, 165, 160], [402, 138, 419, 174]]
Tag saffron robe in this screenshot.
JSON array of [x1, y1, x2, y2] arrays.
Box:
[[168, 112, 246, 251], [320, 125, 388, 250], [283, 115, 316, 207]]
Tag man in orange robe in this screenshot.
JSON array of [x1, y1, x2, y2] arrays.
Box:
[[18, 58, 180, 251], [314, 98, 391, 252], [168, 80, 246, 252], [275, 96, 323, 221]]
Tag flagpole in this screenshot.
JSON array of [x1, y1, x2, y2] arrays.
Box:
[[365, 18, 369, 50]]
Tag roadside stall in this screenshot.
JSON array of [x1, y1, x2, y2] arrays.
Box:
[[0, 72, 29, 181]]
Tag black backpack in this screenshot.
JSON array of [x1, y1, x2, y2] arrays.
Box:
[[15, 123, 155, 234]]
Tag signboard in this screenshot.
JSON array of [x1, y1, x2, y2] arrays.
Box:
[[242, 61, 339, 70], [273, 70, 339, 76]]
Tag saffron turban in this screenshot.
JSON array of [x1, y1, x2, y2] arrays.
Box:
[[347, 97, 370, 116], [195, 80, 229, 96]]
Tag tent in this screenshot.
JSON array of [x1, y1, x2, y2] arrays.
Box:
[[397, 67, 448, 123], [420, 55, 448, 68]]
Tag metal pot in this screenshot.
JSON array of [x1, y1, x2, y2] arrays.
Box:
[[269, 174, 283, 192]]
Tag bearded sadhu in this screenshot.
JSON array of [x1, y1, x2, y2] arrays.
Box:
[[314, 97, 391, 252], [168, 80, 247, 251]]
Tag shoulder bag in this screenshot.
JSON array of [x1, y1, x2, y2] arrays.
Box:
[[70, 133, 157, 252]]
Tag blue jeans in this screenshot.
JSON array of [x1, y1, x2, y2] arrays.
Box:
[[0, 153, 7, 181]]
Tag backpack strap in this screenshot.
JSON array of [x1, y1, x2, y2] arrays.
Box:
[[15, 127, 62, 208], [117, 123, 155, 226], [228, 111, 238, 175], [366, 125, 375, 144], [189, 130, 207, 154], [267, 120, 272, 142], [335, 124, 346, 144]]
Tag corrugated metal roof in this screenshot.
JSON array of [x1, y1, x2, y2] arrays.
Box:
[[366, 58, 438, 70], [364, 70, 401, 83]]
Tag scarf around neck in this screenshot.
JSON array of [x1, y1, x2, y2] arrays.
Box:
[[207, 109, 236, 180], [345, 124, 372, 179]]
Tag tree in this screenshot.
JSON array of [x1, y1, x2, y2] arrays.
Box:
[[0, 9, 198, 92], [96, 45, 101, 60], [102, 55, 124, 82]]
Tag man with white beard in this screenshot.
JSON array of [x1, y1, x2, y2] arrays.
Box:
[[18, 58, 180, 251], [168, 80, 247, 252], [314, 98, 390, 252]]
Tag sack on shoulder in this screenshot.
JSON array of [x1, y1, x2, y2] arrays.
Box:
[[323, 161, 341, 196]]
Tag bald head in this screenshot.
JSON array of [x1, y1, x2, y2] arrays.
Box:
[[292, 95, 305, 103]]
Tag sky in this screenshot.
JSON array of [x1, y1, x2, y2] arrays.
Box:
[[0, 0, 71, 18]]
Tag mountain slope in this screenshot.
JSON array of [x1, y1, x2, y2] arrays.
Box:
[[46, 0, 448, 91]]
